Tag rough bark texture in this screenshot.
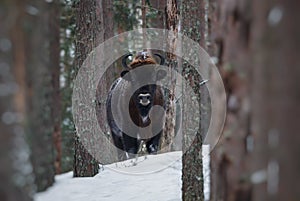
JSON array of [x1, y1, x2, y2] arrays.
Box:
[[251, 0, 300, 200], [181, 0, 206, 200], [73, 0, 103, 177], [74, 0, 115, 176], [160, 0, 178, 152]]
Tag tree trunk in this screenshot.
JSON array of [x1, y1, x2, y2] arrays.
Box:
[[160, 0, 179, 152], [0, 1, 35, 200], [2, 0, 56, 194], [95, 0, 118, 164], [73, 0, 113, 176], [149, 0, 166, 29], [49, 0, 62, 175], [181, 0, 207, 200], [209, 0, 253, 201], [23, 0, 56, 192], [251, 0, 300, 200]]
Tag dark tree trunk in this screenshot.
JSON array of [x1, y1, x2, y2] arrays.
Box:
[[251, 0, 300, 200], [209, 0, 256, 201], [3, 0, 56, 194], [209, 0, 253, 201], [23, 0, 56, 192], [73, 0, 114, 176], [0, 1, 35, 200], [49, 0, 62, 175]]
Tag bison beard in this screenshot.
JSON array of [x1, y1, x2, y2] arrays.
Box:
[[106, 52, 166, 160]]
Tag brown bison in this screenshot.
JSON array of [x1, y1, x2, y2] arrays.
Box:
[[106, 51, 167, 159]]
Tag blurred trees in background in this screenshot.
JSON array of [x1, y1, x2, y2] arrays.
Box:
[[59, 0, 76, 173], [208, 0, 253, 200], [0, 1, 35, 200], [0, 0, 61, 196], [209, 0, 300, 201], [24, 0, 57, 192], [251, 0, 300, 200]]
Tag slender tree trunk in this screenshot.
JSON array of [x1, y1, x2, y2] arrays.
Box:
[[160, 0, 179, 152], [49, 0, 62, 175], [149, 0, 166, 29], [181, 0, 207, 200]]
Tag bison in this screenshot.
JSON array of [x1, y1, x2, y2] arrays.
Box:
[[106, 51, 167, 159]]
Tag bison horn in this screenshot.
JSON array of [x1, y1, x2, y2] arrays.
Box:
[[122, 53, 133, 69], [154, 53, 165, 65]]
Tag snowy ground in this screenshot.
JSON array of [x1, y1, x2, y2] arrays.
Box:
[[35, 146, 210, 201]]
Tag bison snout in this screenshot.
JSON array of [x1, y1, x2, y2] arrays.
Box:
[[138, 93, 151, 106]]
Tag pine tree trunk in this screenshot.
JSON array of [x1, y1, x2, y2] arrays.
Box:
[[181, 0, 206, 200], [209, 0, 253, 200], [95, 0, 118, 164], [251, 0, 300, 200], [0, 1, 35, 200], [23, 0, 56, 192], [3, 0, 56, 194], [160, 0, 178, 152], [73, 0, 114, 176], [49, 0, 62, 175]]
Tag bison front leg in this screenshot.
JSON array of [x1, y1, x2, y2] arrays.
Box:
[[110, 131, 127, 160], [122, 133, 140, 158], [146, 131, 162, 154]]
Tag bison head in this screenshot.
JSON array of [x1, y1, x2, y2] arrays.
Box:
[[121, 52, 166, 127]]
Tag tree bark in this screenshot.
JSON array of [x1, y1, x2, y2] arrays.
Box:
[[251, 0, 300, 200], [209, 0, 253, 201], [2, 0, 56, 194], [73, 0, 114, 176], [181, 0, 207, 200], [0, 1, 35, 200], [160, 0, 178, 152], [49, 0, 62, 175], [23, 0, 56, 192]]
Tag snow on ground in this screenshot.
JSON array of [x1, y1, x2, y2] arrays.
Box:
[[35, 146, 210, 201], [35, 152, 182, 201]]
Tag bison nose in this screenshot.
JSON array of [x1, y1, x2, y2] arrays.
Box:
[[138, 93, 151, 106]]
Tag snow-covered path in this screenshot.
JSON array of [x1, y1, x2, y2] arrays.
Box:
[[35, 152, 182, 201]]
